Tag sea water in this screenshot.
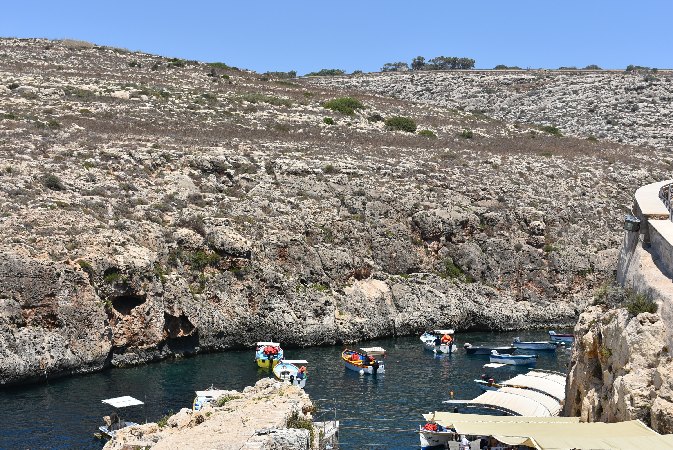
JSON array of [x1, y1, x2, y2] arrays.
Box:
[[0, 330, 572, 449]]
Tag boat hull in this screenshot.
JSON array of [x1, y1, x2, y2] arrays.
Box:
[[465, 346, 515, 355], [98, 421, 138, 439], [512, 342, 557, 351], [341, 349, 385, 374], [256, 357, 281, 369], [419, 430, 454, 450], [489, 354, 537, 366], [273, 362, 307, 388], [549, 331, 574, 344]]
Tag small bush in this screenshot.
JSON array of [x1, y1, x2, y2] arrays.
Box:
[[418, 129, 436, 138], [459, 129, 473, 139], [323, 164, 338, 174], [367, 113, 384, 123], [128, 60, 141, 68], [215, 394, 240, 407], [305, 68, 345, 77], [43, 173, 65, 191], [286, 411, 314, 446], [157, 410, 173, 428], [323, 117, 335, 125], [190, 250, 220, 272], [385, 116, 417, 133], [626, 291, 658, 316], [323, 97, 364, 115], [540, 125, 562, 136]]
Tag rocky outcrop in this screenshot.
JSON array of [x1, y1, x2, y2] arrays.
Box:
[[565, 305, 673, 433], [104, 378, 317, 450], [1, 38, 670, 384]]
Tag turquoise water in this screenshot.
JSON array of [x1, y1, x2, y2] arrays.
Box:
[[0, 330, 572, 449]]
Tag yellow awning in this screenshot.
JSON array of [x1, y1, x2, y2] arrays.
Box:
[[423, 413, 673, 450]]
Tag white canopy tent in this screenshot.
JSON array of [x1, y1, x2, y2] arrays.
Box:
[[102, 396, 144, 408]]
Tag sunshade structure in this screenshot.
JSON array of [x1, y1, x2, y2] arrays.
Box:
[[501, 371, 566, 402], [423, 412, 673, 449], [102, 396, 144, 408], [445, 387, 561, 416]]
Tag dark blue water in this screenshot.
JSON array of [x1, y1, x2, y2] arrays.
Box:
[[0, 330, 572, 449]]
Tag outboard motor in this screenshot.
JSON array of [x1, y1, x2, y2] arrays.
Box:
[[289, 374, 295, 384], [372, 361, 379, 374]]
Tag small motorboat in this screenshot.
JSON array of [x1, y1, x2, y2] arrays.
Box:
[[273, 359, 309, 388], [192, 386, 231, 411], [255, 341, 284, 369], [342, 347, 386, 374], [549, 330, 574, 344], [463, 343, 516, 355], [490, 350, 537, 366], [98, 396, 144, 439], [420, 329, 457, 354], [474, 379, 502, 391], [419, 422, 455, 450], [512, 337, 558, 351]]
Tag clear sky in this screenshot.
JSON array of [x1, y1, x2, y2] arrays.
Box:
[[2, 1, 671, 74]]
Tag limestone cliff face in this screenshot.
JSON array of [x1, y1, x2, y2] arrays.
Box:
[[1, 38, 670, 384], [565, 306, 673, 433]]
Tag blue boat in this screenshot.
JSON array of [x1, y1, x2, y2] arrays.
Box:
[[489, 350, 537, 366]]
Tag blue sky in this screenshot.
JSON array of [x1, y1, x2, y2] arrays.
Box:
[[2, 1, 671, 74]]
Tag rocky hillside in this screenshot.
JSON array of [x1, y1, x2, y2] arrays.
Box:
[[0, 38, 671, 384], [306, 69, 673, 150]]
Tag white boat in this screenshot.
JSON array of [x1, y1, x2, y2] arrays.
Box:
[[273, 359, 309, 388], [548, 330, 574, 344], [192, 386, 231, 411], [98, 396, 144, 439], [512, 337, 558, 351], [419, 425, 455, 450], [420, 329, 457, 354], [490, 350, 537, 366], [342, 347, 386, 374]]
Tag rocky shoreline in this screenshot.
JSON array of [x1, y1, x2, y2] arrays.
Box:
[[103, 378, 321, 450], [1, 38, 671, 385]]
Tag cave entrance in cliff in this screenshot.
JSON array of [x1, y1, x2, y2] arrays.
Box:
[[163, 312, 198, 353], [111, 295, 146, 315]]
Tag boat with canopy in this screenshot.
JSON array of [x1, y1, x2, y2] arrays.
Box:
[[420, 329, 457, 354], [254, 341, 284, 369], [341, 347, 386, 374], [98, 396, 144, 439], [273, 359, 309, 388]]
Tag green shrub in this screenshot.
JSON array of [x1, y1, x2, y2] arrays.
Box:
[[190, 251, 220, 272], [418, 129, 436, 138], [385, 116, 417, 132], [43, 173, 65, 191], [323, 97, 364, 115], [626, 292, 658, 316], [323, 117, 335, 125], [540, 125, 562, 136], [323, 164, 338, 174], [286, 411, 314, 446], [305, 68, 345, 77], [459, 129, 473, 139], [157, 410, 173, 428], [215, 394, 240, 407]]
